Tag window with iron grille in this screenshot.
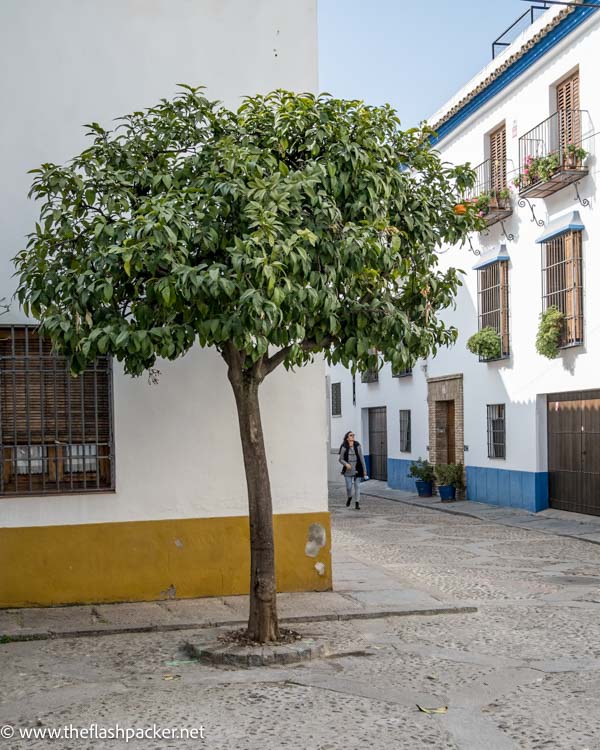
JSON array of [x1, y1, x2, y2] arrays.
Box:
[[360, 369, 378, 384], [399, 410, 411, 453], [477, 260, 510, 359], [0, 327, 114, 496], [541, 231, 583, 348], [487, 404, 506, 459], [392, 367, 413, 378], [331, 382, 342, 417]]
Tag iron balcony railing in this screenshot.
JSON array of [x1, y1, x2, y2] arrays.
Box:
[[465, 158, 512, 227], [517, 109, 589, 198]]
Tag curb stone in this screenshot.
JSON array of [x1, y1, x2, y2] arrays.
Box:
[[0, 606, 477, 643]]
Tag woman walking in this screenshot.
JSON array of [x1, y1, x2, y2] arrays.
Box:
[[339, 431, 368, 510]]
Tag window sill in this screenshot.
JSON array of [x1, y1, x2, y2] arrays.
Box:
[[0, 487, 116, 499]]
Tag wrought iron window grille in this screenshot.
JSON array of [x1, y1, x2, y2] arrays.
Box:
[[487, 404, 506, 459], [399, 410, 411, 453], [477, 260, 510, 361], [331, 382, 342, 417], [541, 231, 584, 348], [0, 326, 115, 496]]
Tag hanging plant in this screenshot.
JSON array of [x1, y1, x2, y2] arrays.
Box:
[[466, 327, 502, 360], [536, 306, 564, 359]]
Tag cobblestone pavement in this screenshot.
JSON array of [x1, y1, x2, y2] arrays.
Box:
[[1, 487, 600, 749]]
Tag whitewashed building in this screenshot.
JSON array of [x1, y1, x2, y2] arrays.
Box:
[[0, 0, 330, 607], [328, 2, 600, 516]]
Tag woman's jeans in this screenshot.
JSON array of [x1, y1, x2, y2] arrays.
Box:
[[344, 474, 362, 502]]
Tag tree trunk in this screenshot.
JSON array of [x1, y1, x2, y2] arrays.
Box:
[[227, 369, 279, 643]]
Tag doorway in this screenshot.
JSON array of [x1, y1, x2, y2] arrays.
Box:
[[547, 390, 600, 516], [368, 407, 388, 481], [436, 400, 456, 464]]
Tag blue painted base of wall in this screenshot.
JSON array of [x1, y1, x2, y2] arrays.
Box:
[[385, 459, 549, 513], [466, 466, 549, 513], [388, 458, 419, 493]]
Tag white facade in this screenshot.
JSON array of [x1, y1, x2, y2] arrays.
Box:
[[0, 0, 330, 606], [328, 4, 600, 514]]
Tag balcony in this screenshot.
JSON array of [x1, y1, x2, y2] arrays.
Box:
[[517, 110, 589, 199], [466, 158, 513, 229]]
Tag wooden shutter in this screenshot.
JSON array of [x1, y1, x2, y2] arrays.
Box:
[[499, 261, 510, 356], [489, 125, 507, 194], [0, 327, 113, 493], [557, 72, 581, 151], [564, 231, 583, 345]]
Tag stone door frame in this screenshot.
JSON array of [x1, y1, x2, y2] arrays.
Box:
[[427, 374, 465, 468]]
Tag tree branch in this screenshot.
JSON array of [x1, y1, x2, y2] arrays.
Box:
[[262, 337, 333, 377]]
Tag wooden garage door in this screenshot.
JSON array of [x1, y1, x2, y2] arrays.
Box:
[[368, 407, 388, 481], [547, 390, 600, 516]]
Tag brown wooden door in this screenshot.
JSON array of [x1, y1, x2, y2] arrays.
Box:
[[435, 400, 456, 464], [548, 391, 600, 515], [368, 407, 387, 481]]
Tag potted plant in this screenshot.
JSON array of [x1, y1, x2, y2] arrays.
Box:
[[536, 153, 560, 182], [466, 327, 502, 361], [565, 143, 587, 169], [408, 458, 435, 497], [474, 192, 491, 216], [434, 463, 465, 502], [536, 306, 565, 359], [498, 186, 511, 207]]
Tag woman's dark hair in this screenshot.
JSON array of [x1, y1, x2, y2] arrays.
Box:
[[341, 430, 358, 449]]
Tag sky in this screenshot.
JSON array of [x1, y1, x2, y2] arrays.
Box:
[[318, 0, 538, 127]]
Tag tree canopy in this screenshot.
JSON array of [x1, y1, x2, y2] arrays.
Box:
[[15, 87, 480, 378]]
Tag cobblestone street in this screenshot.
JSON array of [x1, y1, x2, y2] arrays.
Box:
[[2, 487, 600, 749]]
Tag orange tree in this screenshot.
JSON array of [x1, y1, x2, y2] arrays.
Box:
[[15, 88, 479, 642]]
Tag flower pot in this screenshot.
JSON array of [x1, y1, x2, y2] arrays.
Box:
[[438, 484, 456, 502], [415, 480, 433, 497]]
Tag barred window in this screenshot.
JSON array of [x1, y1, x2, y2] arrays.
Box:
[[360, 369, 378, 384], [541, 231, 583, 347], [478, 260, 509, 359], [0, 327, 114, 496], [487, 404, 506, 459], [331, 382, 342, 417], [399, 410, 411, 453], [392, 367, 412, 378]]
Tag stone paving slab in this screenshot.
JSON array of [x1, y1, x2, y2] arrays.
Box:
[[0, 557, 473, 641], [349, 588, 444, 608]]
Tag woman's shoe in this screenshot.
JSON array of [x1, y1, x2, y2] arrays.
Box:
[[355, 502, 360, 510], [346, 497, 352, 507]]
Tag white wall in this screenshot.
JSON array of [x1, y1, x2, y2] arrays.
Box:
[[0, 0, 326, 528], [327, 8, 600, 478]]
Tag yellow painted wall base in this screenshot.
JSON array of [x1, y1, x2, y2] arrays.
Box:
[[0, 512, 332, 608]]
